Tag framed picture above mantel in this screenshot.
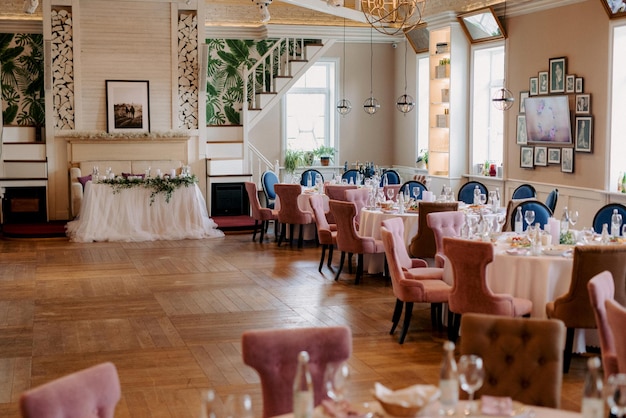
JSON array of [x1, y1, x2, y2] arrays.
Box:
[[106, 80, 151, 134]]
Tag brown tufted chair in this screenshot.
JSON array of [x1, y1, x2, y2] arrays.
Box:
[[245, 182, 278, 243], [381, 218, 450, 343], [274, 183, 314, 248], [459, 313, 565, 408], [443, 237, 533, 342], [309, 194, 337, 273], [606, 299, 626, 374], [324, 184, 356, 201], [382, 184, 401, 201], [588, 271, 618, 377], [241, 326, 352, 418], [345, 188, 370, 227], [409, 202, 458, 260], [427, 211, 464, 268], [546, 245, 626, 373], [329, 200, 385, 284]]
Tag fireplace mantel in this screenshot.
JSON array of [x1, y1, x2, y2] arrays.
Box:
[[63, 136, 191, 164]]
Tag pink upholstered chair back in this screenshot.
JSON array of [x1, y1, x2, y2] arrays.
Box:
[[329, 200, 364, 255], [241, 326, 352, 418], [325, 184, 356, 201], [20, 362, 121, 418], [309, 194, 333, 245], [383, 185, 401, 201], [427, 211, 464, 268], [275, 184, 313, 225], [588, 271, 618, 376], [409, 202, 458, 259], [443, 237, 517, 316], [381, 218, 413, 270], [606, 299, 626, 374], [245, 182, 274, 221], [345, 188, 370, 224]]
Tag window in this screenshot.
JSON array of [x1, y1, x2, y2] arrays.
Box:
[[609, 23, 626, 191], [284, 61, 336, 153], [470, 43, 505, 170], [416, 55, 429, 161]]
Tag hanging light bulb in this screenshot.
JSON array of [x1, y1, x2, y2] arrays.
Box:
[[337, 18, 352, 116], [396, 41, 415, 114], [363, 28, 379, 115], [361, 0, 425, 36]]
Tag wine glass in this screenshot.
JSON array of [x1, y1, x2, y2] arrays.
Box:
[[412, 186, 421, 200], [324, 361, 350, 406], [458, 355, 484, 415], [582, 227, 595, 244], [386, 188, 395, 202], [524, 210, 535, 229], [202, 389, 221, 418], [606, 374, 626, 418], [225, 394, 254, 418], [478, 194, 487, 206], [569, 210, 579, 228]]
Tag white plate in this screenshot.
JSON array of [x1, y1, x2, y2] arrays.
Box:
[[542, 246, 572, 256], [479, 399, 528, 417], [505, 248, 529, 256]]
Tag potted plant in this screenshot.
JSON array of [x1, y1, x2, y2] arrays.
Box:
[[284, 149, 304, 175], [314, 145, 336, 166], [416, 149, 428, 169]]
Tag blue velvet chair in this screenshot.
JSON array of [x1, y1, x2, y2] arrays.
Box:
[[341, 169, 359, 185], [300, 169, 323, 187], [545, 188, 559, 213], [380, 170, 400, 186], [510, 200, 553, 231], [593, 203, 626, 234], [457, 181, 487, 205], [512, 184, 537, 199], [400, 180, 428, 199], [261, 171, 279, 209]]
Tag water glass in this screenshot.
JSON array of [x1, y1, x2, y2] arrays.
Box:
[[412, 186, 420, 200], [607, 374, 626, 418], [458, 355, 485, 415], [225, 394, 254, 418], [569, 210, 579, 228], [324, 361, 350, 405], [524, 210, 535, 228], [201, 389, 221, 418]]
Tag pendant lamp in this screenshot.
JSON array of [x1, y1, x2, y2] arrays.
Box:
[[337, 18, 352, 116], [492, 1, 514, 111], [363, 28, 380, 115], [396, 40, 415, 113]]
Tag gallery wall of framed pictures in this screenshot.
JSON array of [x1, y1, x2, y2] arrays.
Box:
[[516, 56, 593, 174]]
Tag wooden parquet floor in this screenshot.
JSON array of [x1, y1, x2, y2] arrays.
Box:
[[0, 232, 586, 417]]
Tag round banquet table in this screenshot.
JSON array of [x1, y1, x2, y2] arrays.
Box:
[[359, 208, 419, 274]]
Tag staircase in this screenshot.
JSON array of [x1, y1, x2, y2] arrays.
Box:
[[206, 37, 334, 213]]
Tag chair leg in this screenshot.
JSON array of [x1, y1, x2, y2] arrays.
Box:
[[259, 221, 266, 243], [563, 327, 576, 373], [289, 224, 295, 247], [335, 252, 346, 281], [399, 302, 414, 344], [318, 244, 327, 273], [447, 312, 461, 343], [252, 220, 259, 242], [278, 223, 286, 246], [298, 224, 304, 248], [430, 303, 438, 330], [348, 253, 353, 274], [390, 299, 403, 335], [327, 245, 334, 268], [355, 253, 364, 284]]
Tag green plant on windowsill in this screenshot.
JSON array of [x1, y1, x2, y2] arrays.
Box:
[[284, 149, 304, 174], [313, 145, 336, 166], [416, 149, 429, 169]]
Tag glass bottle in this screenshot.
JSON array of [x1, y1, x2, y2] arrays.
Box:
[[514, 206, 523, 234], [560, 206, 570, 234], [439, 341, 459, 416], [293, 351, 314, 418], [581, 357, 604, 418], [611, 209, 622, 237], [602, 223, 610, 245], [473, 185, 480, 205]]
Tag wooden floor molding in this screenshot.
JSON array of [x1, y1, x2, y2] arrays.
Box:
[[0, 233, 586, 417]]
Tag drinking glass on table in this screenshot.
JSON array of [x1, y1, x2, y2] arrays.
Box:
[[202, 389, 221, 418], [524, 210, 535, 229], [412, 186, 421, 200], [458, 355, 484, 415], [324, 361, 350, 406], [582, 227, 595, 244], [387, 188, 395, 202], [478, 194, 487, 206], [569, 210, 579, 228], [607, 374, 626, 418], [225, 394, 254, 418]]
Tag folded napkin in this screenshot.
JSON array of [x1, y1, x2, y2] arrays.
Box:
[[481, 395, 513, 416], [373, 382, 440, 408]]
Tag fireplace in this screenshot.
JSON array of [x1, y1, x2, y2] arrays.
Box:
[[211, 182, 249, 216], [2, 187, 48, 224]]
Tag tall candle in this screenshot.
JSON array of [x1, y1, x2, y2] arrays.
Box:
[[548, 217, 560, 246]]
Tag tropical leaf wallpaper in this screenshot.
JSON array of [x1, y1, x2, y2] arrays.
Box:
[[205, 38, 276, 126], [0, 33, 45, 127]]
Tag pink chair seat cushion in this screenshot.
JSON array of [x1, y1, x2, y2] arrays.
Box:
[[512, 297, 533, 317], [404, 267, 444, 281]]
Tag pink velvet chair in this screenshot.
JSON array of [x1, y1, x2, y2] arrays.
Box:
[[329, 200, 385, 284], [381, 217, 450, 343], [310, 194, 337, 272], [606, 298, 626, 374], [588, 271, 618, 377], [324, 184, 356, 201], [345, 188, 370, 227], [20, 362, 121, 418], [443, 237, 533, 342], [275, 183, 314, 248], [241, 326, 352, 418], [427, 211, 464, 268], [245, 182, 278, 243]]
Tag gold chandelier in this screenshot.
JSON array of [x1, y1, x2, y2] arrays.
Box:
[[360, 0, 425, 36]]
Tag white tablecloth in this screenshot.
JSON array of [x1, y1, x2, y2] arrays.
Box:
[[66, 181, 224, 242]]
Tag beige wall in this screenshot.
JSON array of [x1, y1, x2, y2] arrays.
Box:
[[506, 1, 609, 190]]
